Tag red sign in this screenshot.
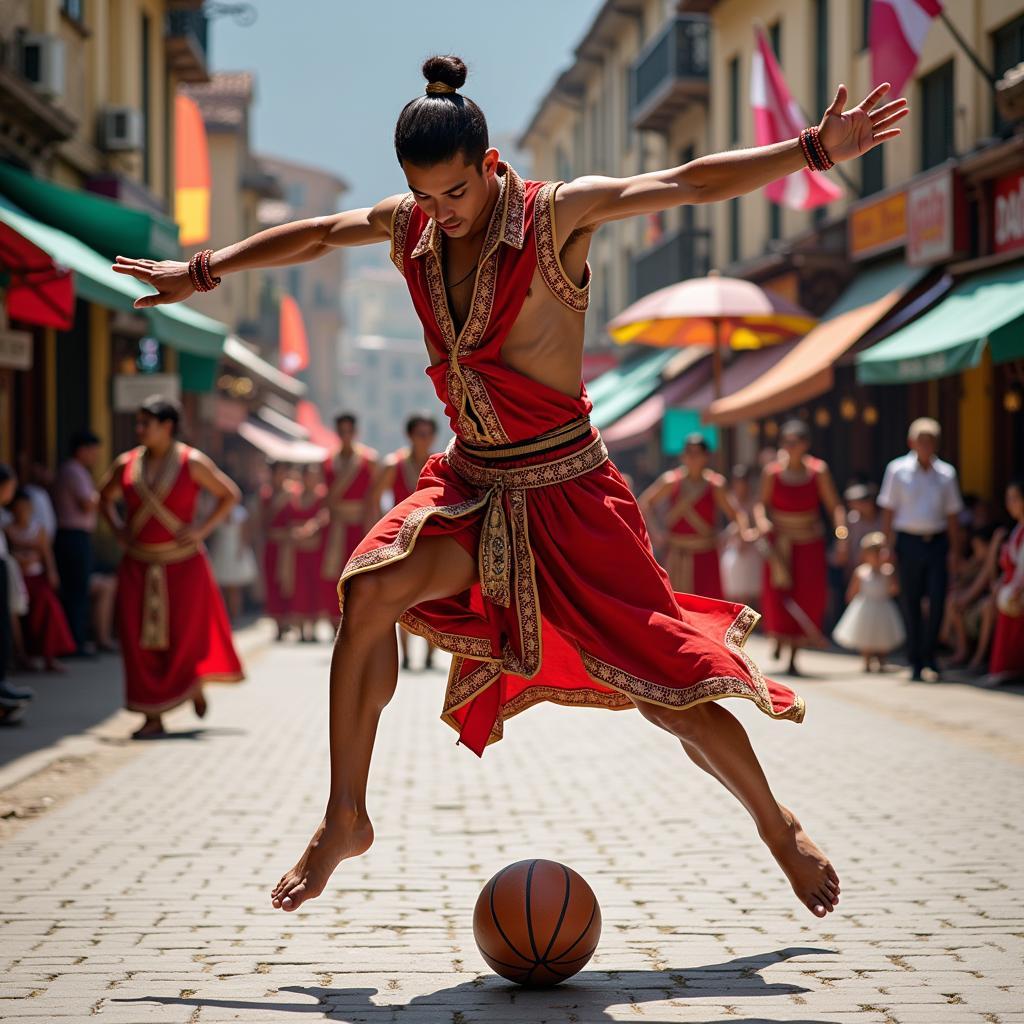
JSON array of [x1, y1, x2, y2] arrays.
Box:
[[907, 166, 967, 266], [994, 169, 1024, 254]]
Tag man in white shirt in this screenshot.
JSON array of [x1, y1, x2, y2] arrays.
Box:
[[878, 418, 963, 681]]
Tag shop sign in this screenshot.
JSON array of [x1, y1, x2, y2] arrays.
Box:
[[994, 169, 1024, 254], [907, 166, 967, 266], [113, 373, 181, 412], [848, 190, 907, 260], [0, 328, 32, 370]]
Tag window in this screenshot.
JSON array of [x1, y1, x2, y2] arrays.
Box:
[[861, 144, 884, 196], [140, 13, 151, 186], [767, 26, 782, 243], [729, 197, 741, 263], [727, 55, 740, 144], [814, 0, 829, 118], [919, 61, 955, 170], [993, 15, 1024, 132], [861, 0, 872, 52], [61, 0, 84, 21]]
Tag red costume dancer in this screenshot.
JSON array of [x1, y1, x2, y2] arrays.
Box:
[[115, 442, 243, 717], [990, 498, 1024, 678], [291, 466, 328, 628], [664, 474, 724, 598], [261, 466, 296, 630], [320, 424, 376, 621], [389, 452, 422, 505], [757, 420, 845, 675], [341, 166, 803, 755]]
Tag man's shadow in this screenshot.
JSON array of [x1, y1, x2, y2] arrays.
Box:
[[115, 946, 842, 1023]]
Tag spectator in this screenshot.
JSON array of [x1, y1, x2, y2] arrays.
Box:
[[878, 418, 963, 682], [987, 480, 1024, 684], [832, 531, 904, 673], [5, 489, 76, 671], [941, 524, 1005, 667], [720, 465, 763, 609], [15, 455, 57, 540], [0, 464, 35, 718], [53, 430, 101, 655]]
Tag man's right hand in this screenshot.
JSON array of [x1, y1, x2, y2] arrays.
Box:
[[111, 257, 195, 308]]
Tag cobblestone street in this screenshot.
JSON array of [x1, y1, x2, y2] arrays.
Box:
[[1, 627, 1022, 1023]]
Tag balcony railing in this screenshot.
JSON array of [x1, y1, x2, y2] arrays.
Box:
[[631, 227, 712, 301], [630, 15, 710, 132], [165, 10, 210, 83]]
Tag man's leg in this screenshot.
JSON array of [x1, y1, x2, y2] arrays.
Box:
[[634, 698, 840, 917], [922, 538, 949, 671], [897, 535, 926, 675], [271, 534, 477, 912]]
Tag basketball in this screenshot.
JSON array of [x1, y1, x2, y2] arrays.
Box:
[[472, 859, 602, 986]]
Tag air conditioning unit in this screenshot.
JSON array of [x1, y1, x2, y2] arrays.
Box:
[[99, 107, 144, 151], [20, 33, 65, 99]]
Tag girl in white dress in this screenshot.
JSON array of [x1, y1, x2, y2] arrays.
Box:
[[833, 531, 905, 672]]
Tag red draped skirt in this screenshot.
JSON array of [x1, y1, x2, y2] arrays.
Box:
[[339, 443, 803, 756], [990, 611, 1024, 675], [761, 538, 827, 643], [118, 550, 244, 713], [23, 574, 76, 660]]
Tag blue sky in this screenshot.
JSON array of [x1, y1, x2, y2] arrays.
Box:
[[211, 0, 604, 210]]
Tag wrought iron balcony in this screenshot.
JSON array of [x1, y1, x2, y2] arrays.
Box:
[[165, 10, 210, 83], [630, 15, 710, 133], [631, 227, 712, 301]]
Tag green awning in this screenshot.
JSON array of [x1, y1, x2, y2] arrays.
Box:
[[0, 193, 227, 361], [588, 348, 679, 430], [857, 263, 1024, 384], [0, 161, 180, 262]]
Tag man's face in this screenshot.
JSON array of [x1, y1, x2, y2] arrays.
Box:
[[402, 151, 498, 239], [134, 413, 170, 447], [780, 433, 809, 459], [682, 444, 708, 473], [335, 420, 355, 445], [77, 444, 100, 469], [408, 423, 436, 450], [912, 432, 938, 460]]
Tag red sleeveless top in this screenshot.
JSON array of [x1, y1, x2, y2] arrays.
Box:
[[767, 458, 824, 514], [668, 473, 717, 537], [391, 164, 592, 446], [121, 443, 198, 544]]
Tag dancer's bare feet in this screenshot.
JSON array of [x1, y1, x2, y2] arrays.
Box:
[[271, 811, 374, 912], [762, 804, 840, 918], [131, 715, 166, 739], [192, 690, 207, 718]]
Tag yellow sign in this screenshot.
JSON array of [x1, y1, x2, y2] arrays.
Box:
[[848, 191, 907, 260]]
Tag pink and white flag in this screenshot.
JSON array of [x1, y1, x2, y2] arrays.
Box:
[[870, 0, 942, 96], [751, 26, 842, 211]]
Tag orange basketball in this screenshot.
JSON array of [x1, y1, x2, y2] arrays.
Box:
[[472, 859, 602, 986]]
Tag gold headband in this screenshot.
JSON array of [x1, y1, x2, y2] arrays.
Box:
[[425, 81, 457, 95]]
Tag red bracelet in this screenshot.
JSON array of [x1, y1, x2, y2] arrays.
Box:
[[801, 126, 834, 171], [188, 249, 221, 292]]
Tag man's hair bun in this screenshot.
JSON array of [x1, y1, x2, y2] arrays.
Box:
[[422, 55, 467, 91]]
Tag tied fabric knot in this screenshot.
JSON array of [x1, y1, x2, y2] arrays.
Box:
[[479, 480, 511, 608]]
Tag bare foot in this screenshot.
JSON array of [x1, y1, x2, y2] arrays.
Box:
[[762, 805, 840, 918], [131, 717, 166, 739], [271, 812, 374, 912], [193, 690, 207, 718]]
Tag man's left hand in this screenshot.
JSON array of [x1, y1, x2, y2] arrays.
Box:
[[818, 83, 909, 163]]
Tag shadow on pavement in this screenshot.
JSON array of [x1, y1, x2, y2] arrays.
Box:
[[115, 946, 840, 1023]]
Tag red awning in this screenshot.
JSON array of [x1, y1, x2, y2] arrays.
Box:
[[0, 219, 74, 329]]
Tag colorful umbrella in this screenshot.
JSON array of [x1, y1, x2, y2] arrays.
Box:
[[607, 271, 817, 399]]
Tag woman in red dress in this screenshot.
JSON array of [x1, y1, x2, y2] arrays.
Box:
[[319, 414, 376, 625], [365, 412, 439, 670], [988, 479, 1024, 682], [5, 489, 75, 670], [290, 463, 327, 641], [98, 396, 244, 739], [756, 420, 848, 676], [260, 462, 297, 640], [638, 433, 753, 599]]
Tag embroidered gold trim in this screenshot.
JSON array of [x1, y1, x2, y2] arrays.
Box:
[[445, 434, 607, 490], [125, 672, 245, 714], [399, 611, 497, 661], [458, 416, 592, 459], [140, 561, 170, 651], [390, 194, 415, 276], [576, 606, 806, 723], [128, 442, 187, 539], [534, 182, 590, 313]]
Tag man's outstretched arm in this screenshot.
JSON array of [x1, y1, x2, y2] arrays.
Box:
[[112, 194, 403, 308], [555, 84, 907, 234]]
